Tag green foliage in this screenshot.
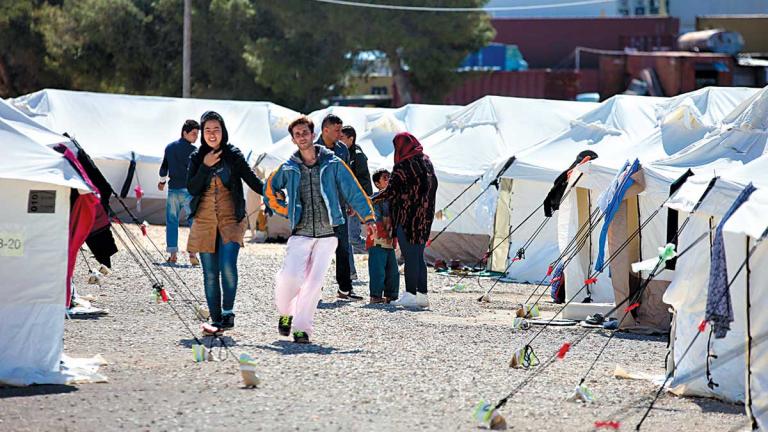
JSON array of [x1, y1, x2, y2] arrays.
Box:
[[0, 1, 67, 98], [344, 0, 495, 103], [1, 0, 495, 109]]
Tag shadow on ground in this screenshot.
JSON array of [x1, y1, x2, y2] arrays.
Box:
[[0, 385, 78, 399], [252, 340, 363, 356]]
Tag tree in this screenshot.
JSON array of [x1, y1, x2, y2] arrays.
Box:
[[36, 0, 273, 99], [0, 1, 68, 98], [245, 0, 353, 111], [345, 0, 495, 104]]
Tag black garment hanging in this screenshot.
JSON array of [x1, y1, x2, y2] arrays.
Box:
[[664, 169, 694, 270], [120, 151, 137, 198], [543, 150, 597, 217]]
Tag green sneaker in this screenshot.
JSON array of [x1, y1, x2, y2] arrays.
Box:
[[278, 315, 292, 336], [292, 331, 310, 344]]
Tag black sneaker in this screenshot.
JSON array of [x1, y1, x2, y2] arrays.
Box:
[[337, 289, 363, 301], [278, 315, 292, 336], [293, 331, 310, 344], [221, 314, 235, 330]]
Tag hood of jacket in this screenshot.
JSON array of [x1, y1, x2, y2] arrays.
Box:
[[200, 110, 229, 151]]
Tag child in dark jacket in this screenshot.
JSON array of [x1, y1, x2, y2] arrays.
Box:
[[368, 169, 399, 304]]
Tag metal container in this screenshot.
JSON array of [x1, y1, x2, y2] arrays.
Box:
[[678, 29, 745, 55]]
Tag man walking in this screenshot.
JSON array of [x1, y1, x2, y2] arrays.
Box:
[[340, 125, 372, 254], [158, 119, 200, 265], [266, 116, 375, 343], [315, 114, 361, 299]]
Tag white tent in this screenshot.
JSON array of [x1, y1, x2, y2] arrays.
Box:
[[11, 89, 298, 222], [657, 87, 768, 406], [0, 99, 94, 386], [489, 95, 664, 283], [418, 96, 597, 264], [557, 87, 759, 322], [260, 104, 461, 240]]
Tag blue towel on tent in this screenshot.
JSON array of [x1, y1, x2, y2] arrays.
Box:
[[594, 159, 640, 272], [706, 183, 756, 339]]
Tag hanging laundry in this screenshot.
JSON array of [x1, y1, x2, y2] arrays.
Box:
[[706, 183, 756, 339], [594, 159, 641, 271], [543, 150, 598, 217], [664, 169, 694, 270]]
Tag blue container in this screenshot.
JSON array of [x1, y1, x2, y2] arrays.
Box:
[[479, 44, 506, 69]]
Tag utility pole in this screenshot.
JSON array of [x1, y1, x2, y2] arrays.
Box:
[[182, 0, 191, 98]]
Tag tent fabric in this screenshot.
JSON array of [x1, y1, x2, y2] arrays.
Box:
[[556, 87, 760, 320], [0, 99, 94, 386], [11, 89, 299, 201], [422, 96, 595, 271]]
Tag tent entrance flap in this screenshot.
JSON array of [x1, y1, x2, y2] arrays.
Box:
[[488, 178, 513, 273]]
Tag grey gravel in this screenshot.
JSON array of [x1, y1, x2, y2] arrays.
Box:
[[0, 225, 750, 431]]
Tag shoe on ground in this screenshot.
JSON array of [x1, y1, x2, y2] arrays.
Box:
[[384, 296, 398, 304], [189, 254, 200, 266], [221, 314, 235, 330], [337, 289, 363, 301], [278, 315, 293, 336], [369, 296, 385, 304], [416, 293, 430, 308], [584, 313, 605, 326], [293, 331, 310, 344], [201, 322, 221, 336], [391, 291, 419, 307], [166, 254, 177, 264]]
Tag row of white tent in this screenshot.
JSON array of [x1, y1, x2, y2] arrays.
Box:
[[9, 89, 597, 263], [5, 87, 768, 428], [482, 85, 768, 427]]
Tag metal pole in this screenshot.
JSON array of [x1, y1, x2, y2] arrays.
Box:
[[182, 0, 191, 98], [575, 47, 580, 72]]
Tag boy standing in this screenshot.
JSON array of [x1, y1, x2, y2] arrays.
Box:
[[265, 116, 375, 344], [368, 169, 399, 304]]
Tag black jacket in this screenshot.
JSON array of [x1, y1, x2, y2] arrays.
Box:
[[187, 144, 264, 221], [349, 144, 373, 195]]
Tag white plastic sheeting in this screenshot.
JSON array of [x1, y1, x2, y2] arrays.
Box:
[[11, 89, 299, 200], [490, 95, 661, 283], [556, 87, 761, 313], [420, 96, 595, 264]]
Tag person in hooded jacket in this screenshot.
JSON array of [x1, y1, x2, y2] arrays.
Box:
[[186, 111, 264, 333], [373, 132, 438, 309]]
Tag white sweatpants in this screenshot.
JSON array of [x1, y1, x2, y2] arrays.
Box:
[[275, 235, 338, 336]]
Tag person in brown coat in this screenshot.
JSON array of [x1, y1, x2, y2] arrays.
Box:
[[186, 111, 264, 332]]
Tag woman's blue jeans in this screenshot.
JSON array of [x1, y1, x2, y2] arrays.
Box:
[[200, 234, 240, 325]]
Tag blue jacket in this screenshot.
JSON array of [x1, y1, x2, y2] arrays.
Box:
[[265, 145, 375, 230], [315, 136, 349, 165]]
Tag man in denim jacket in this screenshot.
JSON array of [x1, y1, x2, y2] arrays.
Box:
[[265, 116, 375, 344]]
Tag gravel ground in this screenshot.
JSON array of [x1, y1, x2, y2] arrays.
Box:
[[0, 225, 750, 431]]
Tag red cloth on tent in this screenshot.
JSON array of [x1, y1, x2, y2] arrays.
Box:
[[67, 193, 98, 307]]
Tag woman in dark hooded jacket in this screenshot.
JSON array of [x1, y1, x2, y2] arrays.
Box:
[[186, 111, 264, 333], [373, 132, 438, 308]]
